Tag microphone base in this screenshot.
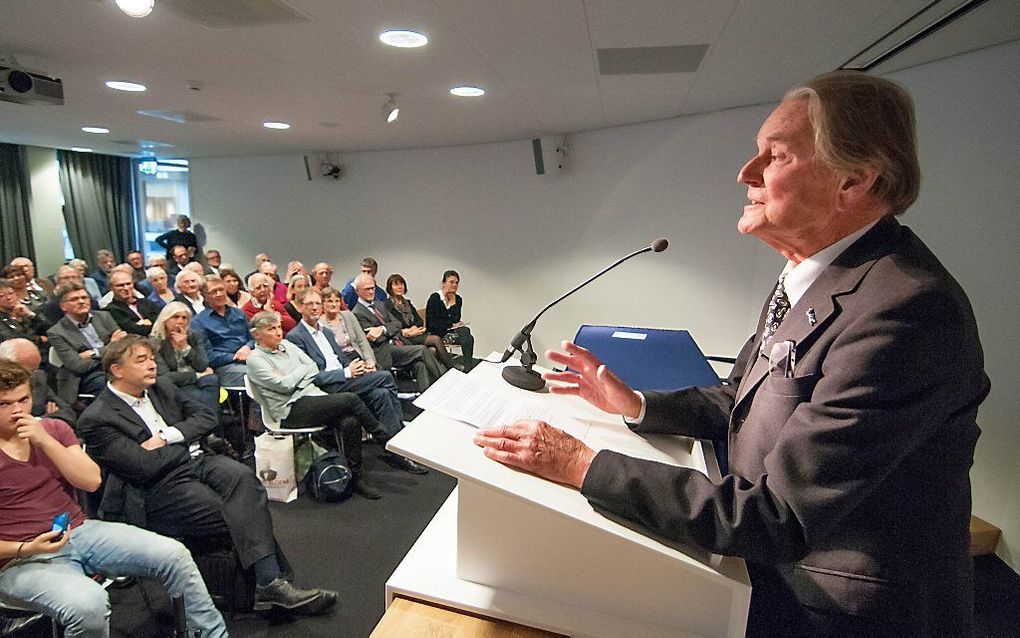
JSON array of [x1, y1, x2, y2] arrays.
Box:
[[502, 365, 545, 392]]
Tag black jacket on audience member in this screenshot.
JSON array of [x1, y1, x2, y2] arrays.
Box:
[[105, 297, 161, 336], [154, 333, 212, 388]]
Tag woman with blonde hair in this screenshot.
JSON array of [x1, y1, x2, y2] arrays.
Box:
[[151, 301, 219, 409]]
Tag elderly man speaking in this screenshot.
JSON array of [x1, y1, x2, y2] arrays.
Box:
[[474, 72, 989, 636]]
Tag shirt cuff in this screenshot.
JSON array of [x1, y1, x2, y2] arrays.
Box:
[[160, 427, 186, 444], [343, 366, 353, 379], [623, 391, 646, 426]]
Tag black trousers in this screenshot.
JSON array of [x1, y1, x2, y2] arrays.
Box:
[[144, 454, 277, 570], [282, 392, 367, 475]]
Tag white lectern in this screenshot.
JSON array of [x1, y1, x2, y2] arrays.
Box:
[[385, 355, 750, 637]]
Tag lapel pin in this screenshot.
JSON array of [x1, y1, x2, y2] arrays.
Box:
[[806, 308, 817, 325]]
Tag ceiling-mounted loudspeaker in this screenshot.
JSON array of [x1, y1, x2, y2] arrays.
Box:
[[303, 153, 344, 181], [532, 136, 567, 176]]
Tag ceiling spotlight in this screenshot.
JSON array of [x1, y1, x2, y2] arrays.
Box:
[[116, 0, 154, 18], [263, 121, 291, 130], [71, 147, 93, 153], [105, 80, 147, 92], [379, 29, 428, 48], [450, 86, 485, 97], [382, 94, 399, 123], [81, 126, 110, 134]]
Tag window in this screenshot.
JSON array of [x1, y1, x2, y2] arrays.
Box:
[[134, 158, 191, 259]]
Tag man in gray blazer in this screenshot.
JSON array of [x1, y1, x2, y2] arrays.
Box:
[[474, 72, 990, 636], [46, 282, 127, 402]]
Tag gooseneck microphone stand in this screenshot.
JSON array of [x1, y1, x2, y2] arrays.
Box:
[[501, 238, 668, 391]]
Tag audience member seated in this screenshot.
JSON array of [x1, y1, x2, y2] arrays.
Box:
[[2, 265, 47, 314], [318, 288, 374, 364], [205, 249, 222, 276], [0, 278, 49, 350], [88, 249, 115, 295], [46, 283, 127, 402], [0, 339, 74, 426], [311, 262, 338, 297], [185, 262, 205, 278], [286, 289, 426, 475], [174, 270, 206, 316], [100, 265, 150, 313], [151, 302, 221, 413], [426, 269, 475, 371], [191, 276, 253, 388], [259, 261, 288, 305], [166, 245, 192, 281], [242, 273, 297, 334], [126, 249, 147, 282], [247, 312, 384, 499], [385, 273, 459, 371], [285, 261, 308, 282], [221, 268, 251, 307], [146, 253, 168, 273], [67, 259, 103, 301], [8, 256, 54, 296], [341, 257, 388, 310], [245, 252, 272, 283], [38, 265, 98, 325], [155, 214, 198, 262], [351, 274, 444, 392], [146, 266, 176, 310], [77, 337, 336, 615], [283, 273, 310, 324], [0, 360, 228, 636]]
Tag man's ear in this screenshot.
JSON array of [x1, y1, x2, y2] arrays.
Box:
[[837, 165, 880, 210]]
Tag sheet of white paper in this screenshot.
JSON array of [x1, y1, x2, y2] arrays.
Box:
[[413, 369, 586, 438]]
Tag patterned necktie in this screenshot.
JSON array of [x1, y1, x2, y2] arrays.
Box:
[[759, 276, 791, 356]]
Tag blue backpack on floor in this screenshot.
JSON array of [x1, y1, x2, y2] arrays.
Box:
[[303, 451, 353, 502]]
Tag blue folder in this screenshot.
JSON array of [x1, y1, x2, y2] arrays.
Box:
[[572, 325, 720, 392]]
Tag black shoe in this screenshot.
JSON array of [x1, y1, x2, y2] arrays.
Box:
[[387, 453, 428, 475], [254, 577, 338, 615], [351, 476, 382, 499]]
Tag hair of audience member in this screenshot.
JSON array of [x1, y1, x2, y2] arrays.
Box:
[[255, 253, 270, 264], [96, 249, 114, 260], [353, 272, 374, 289], [0, 359, 30, 393], [249, 311, 281, 337], [0, 339, 23, 362], [360, 257, 378, 272], [285, 261, 305, 279], [286, 274, 310, 302], [385, 273, 407, 296], [1, 266, 26, 282], [68, 258, 88, 271], [442, 269, 460, 282], [54, 281, 86, 301], [174, 269, 203, 291], [295, 288, 321, 305], [146, 255, 166, 267], [146, 266, 167, 281], [150, 301, 193, 340], [101, 334, 153, 376], [111, 264, 134, 275], [199, 274, 224, 295], [785, 71, 920, 216], [258, 261, 277, 275], [320, 287, 341, 301], [0, 278, 12, 292], [177, 214, 192, 229], [247, 272, 271, 290]]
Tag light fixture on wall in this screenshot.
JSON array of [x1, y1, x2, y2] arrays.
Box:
[[382, 93, 399, 123], [116, 0, 155, 18]]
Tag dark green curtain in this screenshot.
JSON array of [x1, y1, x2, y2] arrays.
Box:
[[0, 143, 36, 265], [57, 150, 135, 263]]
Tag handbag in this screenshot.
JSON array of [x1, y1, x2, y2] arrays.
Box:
[[253, 433, 298, 503]]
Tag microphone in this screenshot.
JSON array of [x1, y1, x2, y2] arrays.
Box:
[[500, 238, 669, 391]]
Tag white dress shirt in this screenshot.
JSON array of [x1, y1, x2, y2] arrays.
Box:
[[107, 382, 201, 455]]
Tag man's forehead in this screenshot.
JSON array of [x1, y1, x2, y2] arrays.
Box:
[[0, 384, 31, 402]]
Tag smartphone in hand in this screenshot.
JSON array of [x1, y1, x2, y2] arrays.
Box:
[[51, 512, 70, 541]]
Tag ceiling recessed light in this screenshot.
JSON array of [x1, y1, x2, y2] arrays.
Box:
[[379, 29, 428, 48], [105, 80, 147, 92], [450, 86, 485, 97], [81, 126, 110, 134], [382, 94, 399, 123], [116, 0, 154, 18], [71, 147, 93, 153], [263, 121, 291, 130]]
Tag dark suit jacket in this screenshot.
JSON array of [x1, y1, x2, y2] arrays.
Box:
[[580, 218, 989, 634], [46, 311, 121, 402], [286, 321, 356, 388], [352, 301, 403, 370], [105, 297, 161, 336], [77, 379, 218, 526], [154, 332, 211, 387]]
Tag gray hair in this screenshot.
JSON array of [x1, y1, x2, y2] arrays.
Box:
[[150, 301, 193, 340], [199, 274, 224, 294], [353, 272, 374, 288], [174, 269, 203, 289], [247, 272, 271, 289], [146, 266, 167, 280], [249, 311, 281, 336]]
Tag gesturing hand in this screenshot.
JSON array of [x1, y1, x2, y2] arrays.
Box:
[[473, 420, 596, 489], [543, 341, 642, 419]]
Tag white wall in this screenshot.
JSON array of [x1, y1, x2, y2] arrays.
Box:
[[192, 40, 1020, 568], [26, 146, 65, 277]]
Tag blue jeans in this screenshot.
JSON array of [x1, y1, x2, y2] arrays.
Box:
[[0, 520, 227, 638]]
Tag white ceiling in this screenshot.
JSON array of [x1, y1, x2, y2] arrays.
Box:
[[1, 0, 1017, 158]]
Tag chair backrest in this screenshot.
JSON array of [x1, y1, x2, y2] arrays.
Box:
[[572, 325, 720, 392], [47, 345, 62, 368], [243, 374, 321, 434]]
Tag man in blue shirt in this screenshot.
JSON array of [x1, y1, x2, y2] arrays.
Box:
[[191, 276, 252, 388], [340, 257, 388, 310]]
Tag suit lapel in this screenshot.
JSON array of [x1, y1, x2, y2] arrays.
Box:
[[102, 390, 153, 442], [733, 217, 901, 409]]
